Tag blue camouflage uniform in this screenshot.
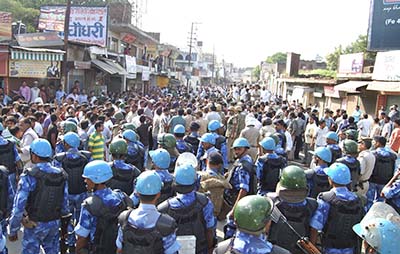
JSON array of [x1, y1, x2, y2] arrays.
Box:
[[310, 187, 358, 254], [116, 203, 180, 253], [0, 136, 22, 213], [8, 162, 69, 254], [211, 132, 228, 169], [127, 140, 145, 156], [366, 147, 396, 210], [0, 173, 12, 254], [74, 188, 126, 243], [0, 223, 5, 254], [256, 153, 286, 196], [53, 147, 91, 247], [130, 169, 174, 207], [197, 146, 219, 171], [306, 164, 328, 196], [176, 139, 192, 154], [231, 231, 274, 254], [55, 142, 66, 154], [224, 155, 252, 239], [382, 179, 400, 211]]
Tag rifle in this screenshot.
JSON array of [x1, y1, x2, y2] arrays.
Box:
[[60, 213, 72, 254], [270, 206, 321, 254]]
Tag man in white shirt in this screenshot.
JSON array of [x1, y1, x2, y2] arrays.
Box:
[[314, 120, 329, 148], [205, 105, 222, 123], [19, 118, 39, 167], [260, 87, 271, 103], [357, 113, 372, 138], [382, 116, 393, 141], [30, 81, 40, 102]]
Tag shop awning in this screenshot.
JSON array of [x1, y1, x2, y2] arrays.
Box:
[[367, 81, 400, 92], [92, 59, 128, 75], [10, 47, 64, 61], [335, 81, 370, 92]]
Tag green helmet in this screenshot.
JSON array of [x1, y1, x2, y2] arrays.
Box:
[[234, 195, 273, 234], [345, 129, 358, 141], [64, 122, 78, 133], [109, 138, 128, 155], [122, 123, 136, 132], [157, 133, 176, 149], [343, 139, 358, 154], [114, 112, 124, 121], [279, 166, 307, 190]]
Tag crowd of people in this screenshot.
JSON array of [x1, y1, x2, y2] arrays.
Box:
[[0, 80, 398, 254]]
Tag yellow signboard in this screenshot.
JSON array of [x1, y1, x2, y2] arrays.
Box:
[[157, 76, 169, 88], [9, 60, 61, 79]]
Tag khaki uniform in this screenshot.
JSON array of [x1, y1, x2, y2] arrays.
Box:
[[240, 126, 261, 161], [198, 171, 232, 217], [357, 149, 376, 197], [226, 115, 238, 162]]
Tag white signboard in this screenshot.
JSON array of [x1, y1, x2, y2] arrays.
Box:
[[125, 55, 137, 74], [68, 6, 108, 47], [338, 53, 364, 74], [373, 50, 400, 81], [142, 66, 150, 81]]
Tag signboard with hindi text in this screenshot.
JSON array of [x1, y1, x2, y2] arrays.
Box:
[[9, 60, 61, 79], [373, 50, 400, 81], [0, 12, 12, 41], [39, 6, 108, 47]]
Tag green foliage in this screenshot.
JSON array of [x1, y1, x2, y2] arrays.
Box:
[[266, 52, 287, 64], [299, 69, 337, 79], [326, 35, 376, 71], [0, 0, 40, 32], [252, 65, 261, 81]]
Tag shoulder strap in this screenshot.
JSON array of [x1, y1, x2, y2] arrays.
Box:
[[54, 152, 66, 162], [25, 166, 41, 177], [319, 190, 336, 202], [305, 197, 318, 212], [83, 194, 105, 217], [196, 192, 209, 207], [118, 209, 132, 229], [80, 151, 92, 160], [155, 214, 177, 237], [157, 200, 170, 213], [239, 160, 254, 174]]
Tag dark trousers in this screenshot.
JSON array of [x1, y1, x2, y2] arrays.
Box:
[[294, 135, 303, 159]]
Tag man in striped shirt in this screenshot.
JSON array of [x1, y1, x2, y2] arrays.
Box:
[[88, 121, 105, 160]]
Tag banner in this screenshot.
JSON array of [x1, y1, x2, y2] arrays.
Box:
[[39, 6, 108, 47], [338, 53, 364, 74], [125, 55, 137, 74], [9, 60, 61, 79], [0, 12, 12, 41], [368, 0, 400, 50], [142, 66, 150, 81], [373, 50, 400, 81]]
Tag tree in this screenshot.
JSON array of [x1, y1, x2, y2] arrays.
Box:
[[326, 35, 377, 71], [266, 52, 287, 64], [0, 0, 40, 32], [252, 65, 260, 81]]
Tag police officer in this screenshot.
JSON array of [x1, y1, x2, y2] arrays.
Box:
[[306, 147, 332, 198], [158, 164, 216, 254], [107, 138, 141, 196], [214, 195, 290, 254], [75, 160, 132, 254], [310, 163, 364, 254], [367, 136, 397, 210], [326, 131, 342, 165], [256, 137, 286, 195], [184, 122, 201, 154], [208, 120, 228, 169], [116, 171, 181, 253], [158, 133, 180, 172], [381, 168, 400, 213], [173, 124, 193, 153], [0, 165, 12, 254], [222, 137, 255, 239], [0, 122, 23, 214], [53, 132, 92, 251], [267, 166, 317, 254], [147, 148, 175, 205], [56, 121, 78, 153], [8, 139, 69, 253], [122, 129, 145, 171], [353, 202, 400, 254], [197, 133, 219, 171], [336, 139, 361, 192]]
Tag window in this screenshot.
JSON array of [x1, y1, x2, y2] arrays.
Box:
[[109, 37, 118, 52]]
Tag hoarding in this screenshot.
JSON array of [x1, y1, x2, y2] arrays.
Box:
[[39, 6, 108, 47], [373, 50, 400, 81], [9, 60, 61, 79], [368, 0, 400, 50], [338, 53, 364, 74]]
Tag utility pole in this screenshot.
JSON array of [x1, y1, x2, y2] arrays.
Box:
[[61, 0, 71, 92], [186, 22, 194, 94]]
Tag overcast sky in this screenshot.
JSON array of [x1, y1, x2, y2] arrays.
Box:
[[140, 0, 371, 67]]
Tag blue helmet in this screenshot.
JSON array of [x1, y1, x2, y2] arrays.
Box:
[[199, 133, 216, 145], [122, 129, 137, 142], [82, 161, 113, 184], [149, 148, 170, 169], [173, 124, 186, 134], [324, 163, 351, 185], [174, 164, 197, 185], [259, 137, 276, 150], [232, 137, 250, 149], [353, 218, 400, 254], [208, 120, 222, 132], [63, 132, 80, 148], [326, 131, 339, 142], [312, 147, 332, 163], [136, 171, 162, 195], [30, 138, 52, 158]]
